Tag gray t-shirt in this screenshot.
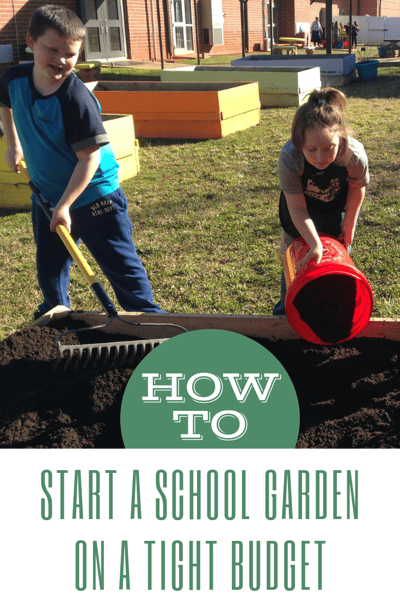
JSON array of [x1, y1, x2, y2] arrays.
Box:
[[278, 137, 369, 238], [278, 137, 369, 196]]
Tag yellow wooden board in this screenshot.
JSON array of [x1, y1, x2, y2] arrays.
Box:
[[0, 182, 32, 209], [0, 114, 140, 209], [0, 137, 31, 209]]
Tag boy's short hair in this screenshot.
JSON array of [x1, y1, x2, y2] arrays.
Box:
[[28, 4, 86, 42]]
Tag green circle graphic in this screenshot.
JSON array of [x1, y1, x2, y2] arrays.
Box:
[[121, 330, 299, 448]]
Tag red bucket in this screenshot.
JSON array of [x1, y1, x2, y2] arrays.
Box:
[[283, 234, 373, 345]]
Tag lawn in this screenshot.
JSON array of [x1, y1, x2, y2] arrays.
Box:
[[0, 59, 399, 340]]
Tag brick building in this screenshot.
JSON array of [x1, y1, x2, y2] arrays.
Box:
[[1, 1, 399, 65]]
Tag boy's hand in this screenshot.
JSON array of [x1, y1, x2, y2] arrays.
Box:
[[5, 144, 24, 173], [50, 203, 71, 233]]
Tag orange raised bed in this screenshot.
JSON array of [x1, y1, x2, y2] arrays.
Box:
[[92, 81, 261, 139]]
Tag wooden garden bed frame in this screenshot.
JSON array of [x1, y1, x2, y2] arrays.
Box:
[[31, 306, 400, 342]]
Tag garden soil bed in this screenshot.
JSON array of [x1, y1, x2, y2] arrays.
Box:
[[1, 318, 399, 448]]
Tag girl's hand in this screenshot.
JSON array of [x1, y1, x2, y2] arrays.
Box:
[[5, 144, 24, 173], [50, 204, 71, 233], [297, 242, 324, 272], [338, 226, 354, 250]]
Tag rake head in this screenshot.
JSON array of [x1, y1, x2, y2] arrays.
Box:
[[49, 313, 187, 372], [54, 337, 169, 371]]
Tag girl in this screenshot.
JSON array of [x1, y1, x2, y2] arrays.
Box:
[[273, 87, 369, 315]]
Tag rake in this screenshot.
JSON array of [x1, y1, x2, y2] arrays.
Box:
[[20, 162, 186, 371]]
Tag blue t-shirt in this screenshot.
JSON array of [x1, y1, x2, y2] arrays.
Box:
[[0, 62, 120, 208]]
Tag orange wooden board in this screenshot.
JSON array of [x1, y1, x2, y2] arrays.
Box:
[[93, 81, 261, 139]]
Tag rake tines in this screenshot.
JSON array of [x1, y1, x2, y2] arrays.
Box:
[[54, 338, 168, 371]]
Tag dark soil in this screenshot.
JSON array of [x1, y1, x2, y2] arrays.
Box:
[[1, 319, 399, 448]]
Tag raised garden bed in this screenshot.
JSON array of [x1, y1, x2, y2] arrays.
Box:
[[0, 114, 139, 210], [1, 310, 400, 449], [231, 53, 357, 87], [161, 65, 321, 108], [92, 81, 261, 139]]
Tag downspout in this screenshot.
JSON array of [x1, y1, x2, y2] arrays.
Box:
[[156, 0, 164, 68], [244, 0, 249, 52], [11, 0, 20, 60], [262, 0, 266, 40], [163, 0, 172, 59], [240, 1, 246, 57], [239, 0, 249, 56], [349, 0, 352, 55], [269, 1, 273, 55], [150, 0, 158, 60], [194, 0, 201, 64]]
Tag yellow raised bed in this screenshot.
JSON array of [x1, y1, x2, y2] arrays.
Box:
[[0, 114, 139, 210]]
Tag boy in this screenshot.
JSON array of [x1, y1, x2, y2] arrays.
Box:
[[0, 5, 162, 315]]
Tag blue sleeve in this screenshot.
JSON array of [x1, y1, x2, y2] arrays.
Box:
[[59, 75, 109, 153]]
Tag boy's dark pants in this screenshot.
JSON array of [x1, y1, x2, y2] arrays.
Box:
[[31, 188, 162, 314]]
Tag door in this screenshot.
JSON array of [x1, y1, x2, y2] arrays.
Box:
[[267, 2, 278, 44], [81, 0, 127, 61], [172, 0, 194, 54]]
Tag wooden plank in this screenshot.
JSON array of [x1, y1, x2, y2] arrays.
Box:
[[0, 115, 140, 209], [220, 109, 261, 137], [259, 91, 313, 107], [218, 84, 261, 120], [0, 182, 31, 209], [132, 112, 224, 121], [30, 307, 400, 342], [0, 169, 30, 184], [118, 154, 139, 181], [102, 114, 136, 159], [221, 101, 261, 121], [134, 120, 223, 139], [94, 90, 220, 115], [161, 68, 322, 103]]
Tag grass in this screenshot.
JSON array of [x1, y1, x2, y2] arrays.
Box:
[[0, 59, 400, 340]]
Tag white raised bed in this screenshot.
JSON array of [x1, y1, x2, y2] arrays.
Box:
[[231, 54, 357, 87]]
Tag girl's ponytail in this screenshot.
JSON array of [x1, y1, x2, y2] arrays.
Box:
[[310, 87, 347, 112]]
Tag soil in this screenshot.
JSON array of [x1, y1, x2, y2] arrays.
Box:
[[1, 319, 399, 449]]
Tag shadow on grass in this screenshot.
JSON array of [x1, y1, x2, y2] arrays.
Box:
[[139, 137, 209, 148], [345, 69, 400, 99], [0, 207, 30, 218]]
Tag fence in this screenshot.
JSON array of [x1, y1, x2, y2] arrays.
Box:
[[338, 16, 400, 46]]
